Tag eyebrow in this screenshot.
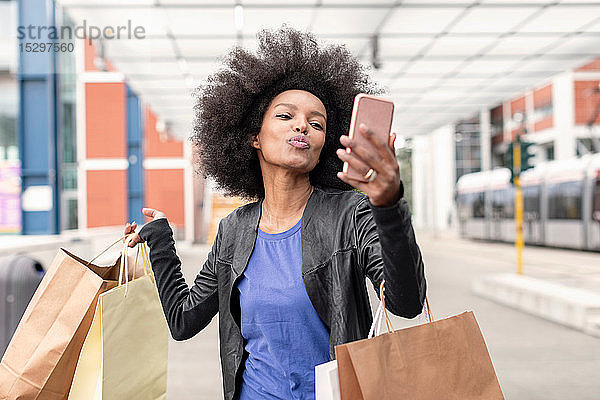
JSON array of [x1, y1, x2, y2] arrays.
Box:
[[274, 103, 326, 120]]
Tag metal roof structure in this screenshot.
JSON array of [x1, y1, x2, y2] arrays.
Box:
[[59, 0, 600, 139]]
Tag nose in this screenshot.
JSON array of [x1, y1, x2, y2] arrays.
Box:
[[294, 117, 308, 135]]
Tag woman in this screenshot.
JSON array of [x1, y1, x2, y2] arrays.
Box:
[[124, 26, 426, 400]]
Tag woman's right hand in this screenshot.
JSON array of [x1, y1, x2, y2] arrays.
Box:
[[123, 208, 167, 247]]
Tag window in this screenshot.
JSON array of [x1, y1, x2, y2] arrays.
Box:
[[593, 178, 600, 222], [58, 11, 78, 231], [491, 188, 514, 219], [0, 71, 20, 234], [548, 181, 583, 220], [523, 185, 540, 220], [457, 191, 486, 219], [533, 103, 552, 121]]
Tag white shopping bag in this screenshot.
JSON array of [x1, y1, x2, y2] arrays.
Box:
[[314, 286, 431, 400], [315, 359, 340, 400]]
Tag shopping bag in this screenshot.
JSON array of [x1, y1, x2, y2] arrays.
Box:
[[68, 235, 168, 400], [0, 235, 139, 400], [336, 282, 504, 400], [315, 360, 340, 400], [316, 286, 432, 400]]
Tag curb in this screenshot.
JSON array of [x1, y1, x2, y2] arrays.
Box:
[[473, 273, 600, 338]]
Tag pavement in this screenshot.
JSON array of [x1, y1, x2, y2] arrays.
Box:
[[1, 227, 599, 399]]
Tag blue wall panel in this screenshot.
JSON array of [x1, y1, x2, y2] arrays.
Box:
[[18, 0, 59, 234], [127, 86, 144, 226]]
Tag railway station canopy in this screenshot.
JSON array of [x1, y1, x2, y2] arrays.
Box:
[[57, 0, 600, 139]]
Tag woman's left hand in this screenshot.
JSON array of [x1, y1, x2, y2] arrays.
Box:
[[336, 123, 402, 207]]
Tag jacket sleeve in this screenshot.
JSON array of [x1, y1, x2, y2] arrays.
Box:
[[138, 217, 221, 341], [354, 181, 426, 318]]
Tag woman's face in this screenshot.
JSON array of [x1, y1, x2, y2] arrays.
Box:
[[252, 89, 327, 175]]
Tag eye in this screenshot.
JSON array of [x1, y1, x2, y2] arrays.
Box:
[[276, 113, 291, 119], [310, 122, 324, 130]]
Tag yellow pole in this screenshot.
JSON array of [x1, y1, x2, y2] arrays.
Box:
[[513, 141, 523, 275]]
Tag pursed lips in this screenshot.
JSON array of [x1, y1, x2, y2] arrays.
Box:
[[288, 135, 310, 149]]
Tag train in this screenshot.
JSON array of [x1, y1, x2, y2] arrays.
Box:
[[455, 153, 600, 251]]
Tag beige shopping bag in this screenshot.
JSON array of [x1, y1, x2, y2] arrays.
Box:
[[68, 235, 168, 400], [336, 282, 504, 400], [0, 235, 141, 400]]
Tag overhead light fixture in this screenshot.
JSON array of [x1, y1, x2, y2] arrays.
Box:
[[370, 34, 381, 70], [234, 4, 244, 31]]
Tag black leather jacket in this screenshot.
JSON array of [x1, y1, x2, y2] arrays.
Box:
[[138, 183, 426, 400]]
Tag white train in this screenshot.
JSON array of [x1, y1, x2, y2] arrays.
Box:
[[455, 153, 600, 251]]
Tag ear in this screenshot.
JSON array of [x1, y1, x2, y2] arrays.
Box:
[[251, 134, 260, 150]]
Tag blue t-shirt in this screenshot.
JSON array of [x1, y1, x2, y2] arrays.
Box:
[[236, 217, 331, 400]]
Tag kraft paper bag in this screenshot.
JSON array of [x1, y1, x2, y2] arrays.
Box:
[[316, 289, 432, 400], [335, 282, 504, 400], [0, 237, 149, 400], [68, 239, 168, 400], [0, 249, 118, 400]]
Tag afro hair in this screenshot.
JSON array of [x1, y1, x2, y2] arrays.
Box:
[[190, 25, 382, 200]]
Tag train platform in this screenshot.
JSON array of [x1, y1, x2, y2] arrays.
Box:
[[423, 232, 600, 338]]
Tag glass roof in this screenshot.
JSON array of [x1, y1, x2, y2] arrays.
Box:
[[58, 0, 600, 138]]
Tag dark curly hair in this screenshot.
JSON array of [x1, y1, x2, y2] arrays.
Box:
[[190, 25, 382, 200]]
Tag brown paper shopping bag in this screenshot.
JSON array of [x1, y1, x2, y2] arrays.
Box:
[[0, 236, 145, 400], [335, 282, 504, 400], [68, 236, 168, 400]]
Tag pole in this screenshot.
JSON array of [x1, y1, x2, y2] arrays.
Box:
[[513, 136, 523, 275]]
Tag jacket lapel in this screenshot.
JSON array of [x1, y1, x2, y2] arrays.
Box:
[[231, 199, 262, 278], [301, 186, 335, 275]]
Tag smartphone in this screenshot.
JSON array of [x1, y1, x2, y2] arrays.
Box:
[[343, 93, 394, 181]]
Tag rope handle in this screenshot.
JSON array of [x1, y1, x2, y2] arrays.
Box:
[[119, 234, 153, 296], [379, 281, 394, 334], [85, 235, 129, 268], [369, 280, 434, 338]]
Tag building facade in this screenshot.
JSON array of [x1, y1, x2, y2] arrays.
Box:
[[0, 0, 217, 243], [412, 57, 600, 232]]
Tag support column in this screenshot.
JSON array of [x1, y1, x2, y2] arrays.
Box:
[[183, 139, 194, 244], [480, 108, 491, 171], [553, 72, 576, 160], [18, 0, 60, 234]]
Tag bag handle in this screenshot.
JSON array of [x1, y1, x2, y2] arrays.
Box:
[[126, 235, 151, 282], [369, 280, 434, 337], [119, 234, 153, 296], [84, 234, 152, 296], [379, 281, 394, 334], [85, 235, 129, 267]]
